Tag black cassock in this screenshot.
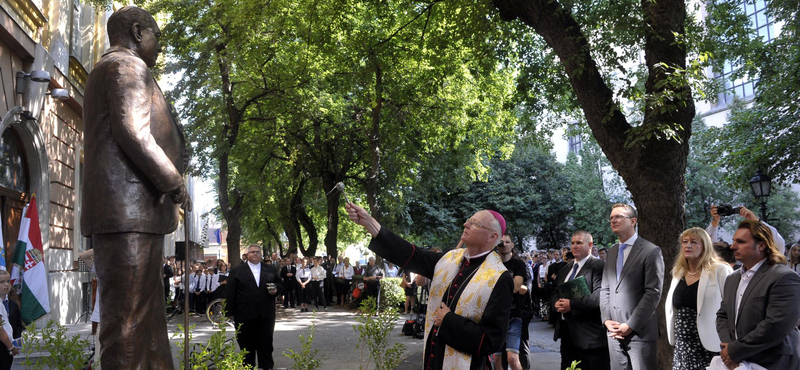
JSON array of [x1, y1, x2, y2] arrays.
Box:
[[369, 228, 513, 370]]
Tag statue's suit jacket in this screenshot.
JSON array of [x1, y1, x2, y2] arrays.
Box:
[[81, 46, 186, 236], [553, 256, 608, 349], [716, 262, 800, 369], [600, 237, 664, 341]]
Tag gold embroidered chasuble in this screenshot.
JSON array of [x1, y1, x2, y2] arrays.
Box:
[[424, 248, 507, 369]]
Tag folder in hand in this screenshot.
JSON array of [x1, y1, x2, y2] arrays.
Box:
[[558, 276, 590, 300]]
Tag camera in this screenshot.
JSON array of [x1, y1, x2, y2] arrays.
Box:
[[716, 205, 742, 217]]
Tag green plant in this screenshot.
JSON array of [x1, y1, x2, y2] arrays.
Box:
[[20, 320, 91, 370], [566, 360, 582, 370], [353, 297, 405, 370], [172, 306, 250, 370], [378, 277, 405, 311], [283, 312, 325, 370]]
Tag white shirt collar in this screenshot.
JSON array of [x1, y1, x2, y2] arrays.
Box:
[[575, 254, 591, 268], [620, 233, 638, 246], [466, 249, 493, 260], [741, 258, 767, 277], [248, 261, 260, 269]]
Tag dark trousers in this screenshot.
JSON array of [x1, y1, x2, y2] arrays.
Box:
[[193, 291, 206, 313], [163, 278, 171, 303], [236, 317, 275, 369], [94, 233, 174, 370], [559, 320, 610, 370], [324, 277, 334, 304], [283, 279, 295, 307], [520, 317, 531, 369], [311, 281, 326, 308], [0, 350, 11, 370]]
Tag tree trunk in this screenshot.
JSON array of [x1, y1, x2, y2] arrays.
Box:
[[283, 224, 298, 256], [297, 204, 319, 257], [265, 218, 284, 257], [366, 62, 383, 222], [215, 40, 245, 268], [323, 174, 341, 259], [493, 0, 693, 367]]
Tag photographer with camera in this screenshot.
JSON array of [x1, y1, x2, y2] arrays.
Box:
[[707, 205, 786, 254]]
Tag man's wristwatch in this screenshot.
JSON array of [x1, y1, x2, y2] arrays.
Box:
[[7, 346, 14, 355]]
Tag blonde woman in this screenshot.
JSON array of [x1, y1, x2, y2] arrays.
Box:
[[789, 244, 800, 273], [665, 228, 733, 370]]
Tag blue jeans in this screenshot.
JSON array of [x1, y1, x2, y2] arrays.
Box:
[[494, 317, 523, 355]]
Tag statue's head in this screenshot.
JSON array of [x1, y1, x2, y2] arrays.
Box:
[[107, 6, 161, 67]]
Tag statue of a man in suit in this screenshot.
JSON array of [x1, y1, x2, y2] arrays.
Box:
[[81, 6, 190, 369]]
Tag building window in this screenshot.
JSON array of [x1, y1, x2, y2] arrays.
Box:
[[0, 128, 28, 194], [568, 135, 582, 155], [70, 1, 82, 58], [715, 0, 774, 106]]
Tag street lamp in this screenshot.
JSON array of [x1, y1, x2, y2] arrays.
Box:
[[749, 169, 772, 221]]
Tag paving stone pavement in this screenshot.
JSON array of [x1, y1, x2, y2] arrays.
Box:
[[12, 306, 562, 369]]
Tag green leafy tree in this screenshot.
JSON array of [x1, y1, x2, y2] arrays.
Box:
[[565, 140, 616, 247]]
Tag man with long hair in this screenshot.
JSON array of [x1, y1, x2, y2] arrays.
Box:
[[716, 220, 800, 369]]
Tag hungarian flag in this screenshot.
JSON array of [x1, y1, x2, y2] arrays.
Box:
[[10, 196, 49, 323]]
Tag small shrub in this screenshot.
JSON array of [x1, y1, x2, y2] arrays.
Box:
[[20, 320, 91, 370], [354, 297, 405, 370], [378, 277, 404, 311], [283, 312, 325, 370], [172, 303, 250, 370]]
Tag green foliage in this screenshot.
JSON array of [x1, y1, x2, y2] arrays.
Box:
[[354, 297, 405, 370], [173, 318, 250, 370], [379, 277, 405, 311], [566, 360, 582, 370], [564, 139, 617, 247], [20, 320, 91, 370], [404, 144, 572, 250], [283, 313, 325, 370], [686, 119, 800, 239]]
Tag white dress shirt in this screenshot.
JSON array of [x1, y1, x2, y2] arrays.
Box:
[[248, 261, 261, 287], [735, 258, 767, 337], [342, 265, 354, 280]]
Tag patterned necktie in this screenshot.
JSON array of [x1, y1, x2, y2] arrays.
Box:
[[567, 263, 579, 281], [616, 243, 628, 281]]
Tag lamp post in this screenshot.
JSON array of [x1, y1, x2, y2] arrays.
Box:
[[749, 169, 772, 221]]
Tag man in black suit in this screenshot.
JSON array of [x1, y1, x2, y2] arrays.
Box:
[[716, 220, 800, 370], [547, 250, 565, 324], [553, 231, 609, 370], [163, 256, 175, 303], [226, 245, 283, 370], [280, 257, 297, 308], [531, 253, 547, 318]]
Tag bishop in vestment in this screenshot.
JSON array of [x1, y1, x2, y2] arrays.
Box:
[[346, 204, 513, 370]]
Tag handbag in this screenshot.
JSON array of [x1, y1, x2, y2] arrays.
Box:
[[353, 286, 362, 299]]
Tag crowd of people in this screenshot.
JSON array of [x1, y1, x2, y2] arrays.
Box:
[[154, 201, 799, 370]]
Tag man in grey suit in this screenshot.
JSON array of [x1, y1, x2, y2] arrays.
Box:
[[554, 231, 609, 370], [600, 204, 664, 369], [82, 6, 189, 369], [716, 220, 800, 370]]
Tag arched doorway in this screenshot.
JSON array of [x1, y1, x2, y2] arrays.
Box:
[[0, 106, 51, 270], [0, 124, 29, 269]]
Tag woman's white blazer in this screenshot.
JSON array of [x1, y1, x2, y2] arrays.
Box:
[[665, 262, 733, 352]]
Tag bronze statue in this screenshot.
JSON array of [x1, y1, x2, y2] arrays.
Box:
[[81, 6, 190, 369]]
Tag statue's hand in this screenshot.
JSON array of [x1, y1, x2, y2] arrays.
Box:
[[170, 184, 192, 211]]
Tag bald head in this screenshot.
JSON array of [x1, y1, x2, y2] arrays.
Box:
[[461, 210, 502, 252]]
